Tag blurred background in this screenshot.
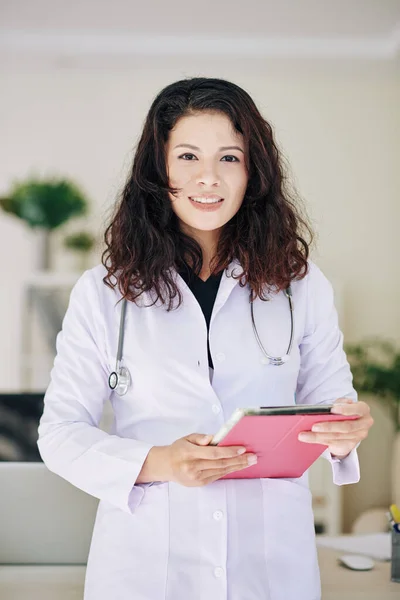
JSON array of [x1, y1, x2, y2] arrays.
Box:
[[0, 0, 400, 593]]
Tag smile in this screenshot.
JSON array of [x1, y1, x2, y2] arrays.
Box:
[[189, 196, 224, 204], [188, 196, 225, 212]]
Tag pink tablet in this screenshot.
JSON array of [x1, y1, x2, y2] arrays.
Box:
[[210, 405, 359, 479]]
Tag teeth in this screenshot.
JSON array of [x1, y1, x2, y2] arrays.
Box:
[[190, 197, 223, 204]]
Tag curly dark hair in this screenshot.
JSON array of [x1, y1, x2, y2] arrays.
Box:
[[102, 77, 314, 310]]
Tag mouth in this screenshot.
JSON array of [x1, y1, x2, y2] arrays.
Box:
[[188, 196, 225, 212], [188, 195, 224, 205]]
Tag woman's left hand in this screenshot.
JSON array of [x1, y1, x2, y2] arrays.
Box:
[[298, 398, 374, 459]]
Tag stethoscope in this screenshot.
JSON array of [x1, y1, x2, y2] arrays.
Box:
[[108, 286, 295, 396]]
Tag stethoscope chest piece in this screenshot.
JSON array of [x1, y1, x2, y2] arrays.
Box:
[[108, 365, 131, 396], [108, 371, 118, 390], [269, 355, 290, 367]]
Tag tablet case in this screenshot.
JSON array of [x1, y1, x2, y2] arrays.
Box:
[[215, 413, 358, 479]]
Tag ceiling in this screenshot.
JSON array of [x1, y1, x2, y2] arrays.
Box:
[[1, 0, 400, 60]]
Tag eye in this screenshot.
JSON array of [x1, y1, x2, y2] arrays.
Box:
[[178, 153, 197, 160], [221, 155, 240, 162]]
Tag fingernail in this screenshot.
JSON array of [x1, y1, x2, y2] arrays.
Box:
[[298, 433, 307, 441], [248, 455, 258, 466], [237, 448, 246, 455], [312, 425, 322, 432]]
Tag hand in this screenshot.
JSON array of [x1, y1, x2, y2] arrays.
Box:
[[163, 433, 257, 487], [298, 398, 374, 459]]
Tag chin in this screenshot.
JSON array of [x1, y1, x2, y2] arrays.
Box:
[[186, 217, 227, 232]]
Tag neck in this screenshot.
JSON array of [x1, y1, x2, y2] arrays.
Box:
[[182, 226, 221, 280]]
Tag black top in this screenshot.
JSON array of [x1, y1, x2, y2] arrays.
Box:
[[178, 266, 223, 369]]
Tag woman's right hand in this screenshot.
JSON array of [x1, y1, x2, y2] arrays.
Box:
[[162, 433, 258, 487]]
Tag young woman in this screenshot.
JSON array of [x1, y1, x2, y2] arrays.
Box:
[[38, 77, 373, 600]]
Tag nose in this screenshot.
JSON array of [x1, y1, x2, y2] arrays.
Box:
[[195, 162, 220, 187]]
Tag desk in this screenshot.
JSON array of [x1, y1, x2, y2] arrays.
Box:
[[0, 547, 398, 600], [318, 547, 398, 599]]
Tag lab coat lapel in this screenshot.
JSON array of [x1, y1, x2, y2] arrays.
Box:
[[210, 258, 244, 325]]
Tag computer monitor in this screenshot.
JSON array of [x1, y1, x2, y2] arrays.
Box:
[[0, 393, 44, 462]]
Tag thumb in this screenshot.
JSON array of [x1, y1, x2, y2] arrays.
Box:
[[186, 433, 213, 446], [333, 397, 354, 405]]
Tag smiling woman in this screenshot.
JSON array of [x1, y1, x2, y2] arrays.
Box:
[[37, 77, 373, 600]]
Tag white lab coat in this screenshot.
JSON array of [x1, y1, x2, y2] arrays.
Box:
[[37, 259, 360, 600]]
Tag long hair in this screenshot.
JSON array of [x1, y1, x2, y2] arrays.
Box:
[[102, 77, 314, 309]]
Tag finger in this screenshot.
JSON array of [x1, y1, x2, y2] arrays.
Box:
[[185, 434, 248, 458], [200, 462, 253, 485], [298, 431, 359, 444], [186, 433, 214, 446], [195, 454, 256, 473], [333, 398, 354, 404], [311, 419, 366, 434], [196, 445, 248, 460], [331, 400, 369, 417]]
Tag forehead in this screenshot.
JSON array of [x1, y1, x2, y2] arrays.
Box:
[[167, 111, 243, 146]]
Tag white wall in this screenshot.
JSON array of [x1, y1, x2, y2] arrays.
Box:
[[1, 59, 399, 527]]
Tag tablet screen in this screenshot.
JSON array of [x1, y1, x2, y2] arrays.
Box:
[[258, 405, 333, 415]]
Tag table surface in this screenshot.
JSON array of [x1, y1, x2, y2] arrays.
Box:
[[318, 547, 398, 599], [0, 547, 398, 600]]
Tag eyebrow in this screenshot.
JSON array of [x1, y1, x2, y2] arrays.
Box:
[[173, 143, 244, 154]]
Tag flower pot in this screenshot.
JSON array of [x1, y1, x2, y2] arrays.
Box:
[[35, 228, 52, 271]]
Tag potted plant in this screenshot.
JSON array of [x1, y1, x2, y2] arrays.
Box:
[[64, 231, 96, 272], [0, 176, 89, 270], [345, 337, 400, 506]]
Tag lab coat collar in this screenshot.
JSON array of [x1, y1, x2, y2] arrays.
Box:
[[171, 257, 245, 318]]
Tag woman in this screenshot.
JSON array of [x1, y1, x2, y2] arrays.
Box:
[[38, 77, 373, 600]]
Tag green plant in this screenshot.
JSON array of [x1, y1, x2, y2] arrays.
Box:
[[64, 231, 95, 253], [345, 338, 400, 431], [0, 177, 88, 230]]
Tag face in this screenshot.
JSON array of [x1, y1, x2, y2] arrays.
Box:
[[165, 111, 248, 244]]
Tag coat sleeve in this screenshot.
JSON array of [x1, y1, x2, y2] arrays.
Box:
[[295, 261, 360, 485], [37, 269, 154, 514]]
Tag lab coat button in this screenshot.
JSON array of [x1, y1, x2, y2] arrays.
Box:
[[260, 356, 269, 364], [212, 404, 221, 414], [213, 510, 223, 521], [214, 567, 224, 578], [216, 352, 226, 362]]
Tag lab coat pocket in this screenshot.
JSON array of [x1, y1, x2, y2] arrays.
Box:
[[86, 484, 170, 599], [260, 478, 320, 600]]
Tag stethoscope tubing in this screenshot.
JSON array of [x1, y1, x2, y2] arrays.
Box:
[[250, 286, 294, 366]]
